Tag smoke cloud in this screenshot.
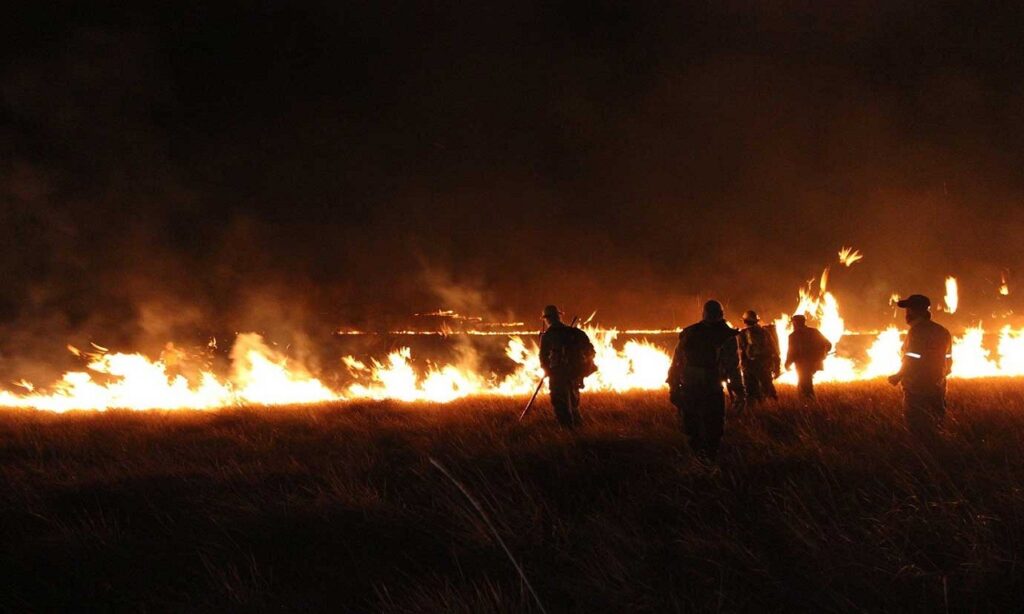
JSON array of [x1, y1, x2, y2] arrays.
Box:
[[3, 1, 1024, 377]]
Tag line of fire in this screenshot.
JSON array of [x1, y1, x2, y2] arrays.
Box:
[[1, 248, 1020, 412]]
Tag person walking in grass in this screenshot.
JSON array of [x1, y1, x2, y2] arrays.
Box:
[[667, 300, 744, 463], [539, 305, 596, 428], [738, 309, 781, 405], [785, 314, 832, 399], [888, 294, 952, 437]]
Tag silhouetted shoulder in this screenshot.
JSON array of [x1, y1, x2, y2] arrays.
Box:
[[914, 318, 952, 341], [679, 322, 704, 342], [927, 319, 953, 346], [542, 322, 569, 339]]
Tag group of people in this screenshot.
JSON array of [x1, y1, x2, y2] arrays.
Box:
[[538, 295, 953, 463]]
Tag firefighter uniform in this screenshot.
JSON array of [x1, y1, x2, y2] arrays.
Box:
[[667, 301, 744, 462], [890, 295, 953, 435], [738, 310, 780, 404], [785, 315, 832, 398], [539, 305, 595, 428]]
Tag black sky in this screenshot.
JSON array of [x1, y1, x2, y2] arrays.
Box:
[[4, 1, 1024, 355]]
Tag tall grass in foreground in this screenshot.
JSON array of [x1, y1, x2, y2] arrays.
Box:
[[1, 380, 1024, 611]]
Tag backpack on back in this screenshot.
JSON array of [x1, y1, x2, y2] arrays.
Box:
[[743, 326, 768, 360], [547, 326, 597, 380], [569, 328, 598, 379], [743, 325, 781, 361]]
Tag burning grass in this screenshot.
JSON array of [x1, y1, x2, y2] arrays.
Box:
[[2, 381, 1024, 610]]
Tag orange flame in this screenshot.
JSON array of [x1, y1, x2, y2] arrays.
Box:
[[6, 252, 1024, 411], [944, 276, 959, 314], [838, 246, 863, 267]]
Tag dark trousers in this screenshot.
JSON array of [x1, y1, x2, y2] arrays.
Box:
[[742, 360, 777, 403], [549, 377, 582, 428], [795, 366, 816, 398], [674, 383, 725, 461], [904, 382, 946, 437]]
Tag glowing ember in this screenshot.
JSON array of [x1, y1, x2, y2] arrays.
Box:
[[1000, 271, 1010, 296], [838, 246, 863, 267]]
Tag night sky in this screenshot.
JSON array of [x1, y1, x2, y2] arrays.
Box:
[[5, 1, 1024, 359]]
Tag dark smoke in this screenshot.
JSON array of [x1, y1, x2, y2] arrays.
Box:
[[3, 1, 1024, 382]]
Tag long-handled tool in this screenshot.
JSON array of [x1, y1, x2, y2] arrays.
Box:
[[519, 376, 546, 421], [519, 315, 578, 421]]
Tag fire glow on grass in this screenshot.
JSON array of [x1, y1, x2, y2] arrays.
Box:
[[1, 253, 1023, 411]]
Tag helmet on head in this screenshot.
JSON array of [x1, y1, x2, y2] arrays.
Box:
[[702, 300, 725, 322], [541, 304, 562, 320], [742, 310, 759, 324]]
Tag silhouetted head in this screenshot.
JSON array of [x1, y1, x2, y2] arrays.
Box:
[[541, 304, 563, 325], [791, 314, 807, 328], [702, 300, 725, 323], [742, 310, 760, 325], [896, 294, 931, 324]]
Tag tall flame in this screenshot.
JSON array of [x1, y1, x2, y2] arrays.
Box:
[[861, 327, 904, 379], [944, 276, 959, 314], [950, 325, 997, 378], [819, 267, 830, 294], [774, 281, 856, 384]]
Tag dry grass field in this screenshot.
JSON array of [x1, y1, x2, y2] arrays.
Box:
[[3, 381, 1024, 611]]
